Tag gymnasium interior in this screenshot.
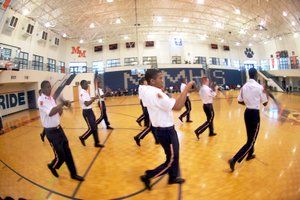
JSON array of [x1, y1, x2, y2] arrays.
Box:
[[0, 0, 300, 199]]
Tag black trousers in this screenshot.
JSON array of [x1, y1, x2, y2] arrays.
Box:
[[144, 126, 179, 181], [136, 100, 149, 126], [195, 104, 214, 135], [232, 109, 260, 163], [179, 97, 191, 121], [41, 128, 46, 139], [96, 101, 110, 126], [46, 126, 77, 176], [0, 116, 3, 130], [81, 109, 100, 144], [134, 123, 158, 142]]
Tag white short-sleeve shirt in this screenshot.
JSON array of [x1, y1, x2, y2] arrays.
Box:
[[238, 79, 268, 110], [79, 89, 92, 109], [142, 86, 176, 127], [199, 85, 216, 104], [38, 94, 60, 128], [96, 88, 104, 102], [138, 85, 146, 100], [180, 83, 190, 96]]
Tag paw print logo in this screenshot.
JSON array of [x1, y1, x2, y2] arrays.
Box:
[[244, 48, 254, 58]]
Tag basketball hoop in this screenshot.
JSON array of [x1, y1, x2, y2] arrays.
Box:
[[0, 60, 14, 70], [5, 61, 14, 70]]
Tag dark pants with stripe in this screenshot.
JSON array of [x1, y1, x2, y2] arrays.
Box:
[[232, 109, 260, 163], [81, 109, 100, 144], [136, 100, 149, 126], [144, 126, 179, 181], [179, 97, 191, 121], [134, 122, 159, 142], [46, 126, 77, 176], [195, 103, 214, 135], [96, 101, 110, 126], [0, 116, 3, 131]]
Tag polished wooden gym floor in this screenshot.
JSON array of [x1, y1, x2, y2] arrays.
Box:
[[1, 91, 300, 200]]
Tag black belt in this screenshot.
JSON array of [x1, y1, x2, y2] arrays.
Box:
[[152, 126, 174, 131], [45, 125, 61, 131]]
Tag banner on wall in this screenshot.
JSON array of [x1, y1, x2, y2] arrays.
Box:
[[0, 0, 11, 10], [0, 91, 28, 116], [71, 46, 86, 58]]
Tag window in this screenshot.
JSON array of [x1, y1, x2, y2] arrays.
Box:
[[0, 48, 12, 61], [42, 31, 48, 40], [172, 56, 181, 64], [106, 59, 121, 68], [48, 58, 56, 72], [9, 16, 18, 28], [54, 38, 59, 46], [69, 62, 87, 74], [221, 58, 231, 66], [260, 59, 270, 71], [18, 51, 29, 69], [194, 56, 206, 65], [209, 57, 220, 65], [58, 61, 65, 73], [124, 57, 138, 66], [32, 54, 44, 70], [143, 56, 157, 68], [26, 24, 34, 34], [232, 60, 240, 68], [279, 58, 289, 70], [92, 61, 104, 73]]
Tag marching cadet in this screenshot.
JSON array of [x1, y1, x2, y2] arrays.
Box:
[[179, 78, 193, 123], [79, 80, 105, 148], [38, 80, 84, 181], [133, 78, 159, 146], [194, 77, 218, 139], [39, 89, 46, 142], [95, 82, 113, 129], [228, 68, 268, 172], [139, 69, 194, 190], [136, 78, 149, 127]]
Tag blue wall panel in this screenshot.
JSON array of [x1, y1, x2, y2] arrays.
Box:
[[104, 68, 242, 90]]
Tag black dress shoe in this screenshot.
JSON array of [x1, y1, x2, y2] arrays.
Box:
[[140, 175, 151, 190], [228, 159, 235, 172], [194, 130, 200, 140], [209, 133, 217, 137], [134, 136, 141, 146], [79, 137, 86, 146], [155, 140, 160, 145], [95, 143, 105, 148], [71, 174, 84, 181], [107, 126, 114, 130], [186, 120, 193, 123], [246, 154, 256, 161], [168, 177, 185, 184], [48, 164, 59, 177], [40, 133, 45, 142]]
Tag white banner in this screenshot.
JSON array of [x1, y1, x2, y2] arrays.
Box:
[[0, 90, 28, 116]]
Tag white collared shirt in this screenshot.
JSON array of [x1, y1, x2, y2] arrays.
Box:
[[38, 94, 60, 128], [142, 85, 176, 127], [96, 88, 104, 102], [199, 85, 216, 104], [180, 83, 190, 96], [79, 89, 92, 109], [138, 85, 146, 100], [238, 79, 268, 110]]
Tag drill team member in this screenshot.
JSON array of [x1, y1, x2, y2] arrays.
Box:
[[179, 78, 193, 123]]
